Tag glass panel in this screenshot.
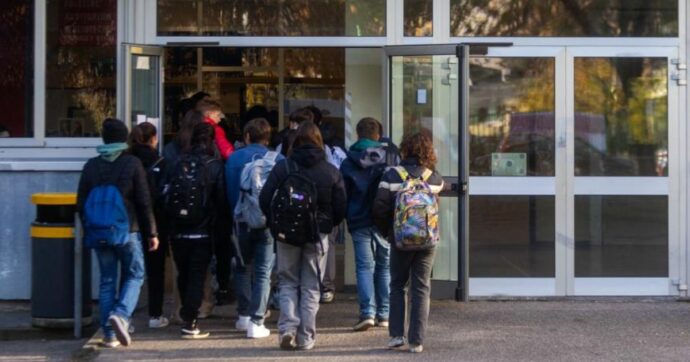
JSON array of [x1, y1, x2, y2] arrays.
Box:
[[46, 0, 117, 137], [575, 196, 668, 277], [157, 0, 386, 36], [470, 58, 555, 176], [470, 196, 555, 277], [404, 0, 433, 37], [390, 54, 459, 280], [574, 58, 668, 176], [0, 0, 33, 138], [131, 55, 160, 126], [450, 0, 678, 37]]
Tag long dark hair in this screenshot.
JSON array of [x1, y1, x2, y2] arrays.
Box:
[[129, 122, 157, 148], [190, 122, 216, 156], [175, 110, 205, 152]]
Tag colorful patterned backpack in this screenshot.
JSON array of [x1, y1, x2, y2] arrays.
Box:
[[392, 167, 440, 251]]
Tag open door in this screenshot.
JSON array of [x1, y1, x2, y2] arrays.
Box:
[[123, 44, 164, 152]]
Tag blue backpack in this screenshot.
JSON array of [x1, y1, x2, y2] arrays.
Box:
[[83, 159, 130, 248]]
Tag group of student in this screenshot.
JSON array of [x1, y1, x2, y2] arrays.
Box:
[[76, 97, 444, 354]]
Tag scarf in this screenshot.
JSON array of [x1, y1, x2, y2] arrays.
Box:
[[96, 142, 128, 162]]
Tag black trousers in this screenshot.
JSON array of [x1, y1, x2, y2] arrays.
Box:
[[213, 222, 233, 290], [141, 232, 168, 318], [171, 237, 212, 322], [389, 247, 436, 345]]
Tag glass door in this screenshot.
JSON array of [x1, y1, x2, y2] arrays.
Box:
[[124, 45, 164, 152], [566, 47, 680, 296]]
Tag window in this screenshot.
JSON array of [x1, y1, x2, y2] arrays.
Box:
[[0, 0, 34, 138], [404, 0, 432, 37], [451, 0, 678, 37], [157, 0, 386, 37], [45, 0, 117, 138]]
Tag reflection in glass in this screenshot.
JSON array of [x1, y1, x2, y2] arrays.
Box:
[[131, 56, 160, 128], [404, 0, 433, 37], [390, 55, 459, 178], [470, 196, 555, 277], [575, 58, 668, 176], [157, 0, 386, 36], [0, 0, 33, 138], [46, 0, 117, 137], [575, 196, 668, 277], [451, 0, 678, 37], [469, 58, 555, 176]]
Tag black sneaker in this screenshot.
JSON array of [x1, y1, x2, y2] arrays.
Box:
[[352, 317, 375, 332], [181, 320, 210, 339]]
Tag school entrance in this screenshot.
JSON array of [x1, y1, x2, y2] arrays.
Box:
[[119, 40, 679, 299]]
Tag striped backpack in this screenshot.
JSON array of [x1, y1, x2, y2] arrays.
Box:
[[392, 167, 439, 251]]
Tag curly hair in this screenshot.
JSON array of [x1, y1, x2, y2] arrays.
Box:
[[399, 129, 437, 170]]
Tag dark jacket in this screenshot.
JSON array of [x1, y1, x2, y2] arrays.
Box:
[[167, 149, 230, 236], [77, 154, 158, 239], [130, 144, 167, 205], [259, 144, 347, 234], [340, 140, 398, 231], [372, 158, 444, 240]]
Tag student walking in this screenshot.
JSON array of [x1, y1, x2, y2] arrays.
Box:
[[129, 123, 169, 329], [77, 119, 159, 348], [259, 121, 347, 350], [373, 130, 444, 353], [166, 122, 230, 339], [202, 101, 234, 160], [226, 118, 284, 338], [340, 117, 397, 331]]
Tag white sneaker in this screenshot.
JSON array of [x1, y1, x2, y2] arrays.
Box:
[[148, 316, 169, 329], [247, 321, 271, 339], [235, 315, 250, 331]]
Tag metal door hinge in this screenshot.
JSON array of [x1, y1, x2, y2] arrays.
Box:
[[671, 73, 686, 86], [671, 58, 687, 70]]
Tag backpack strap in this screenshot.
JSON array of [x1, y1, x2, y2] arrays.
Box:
[[421, 168, 433, 182], [394, 166, 409, 181], [263, 151, 278, 163]]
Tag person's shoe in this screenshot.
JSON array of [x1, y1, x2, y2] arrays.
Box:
[[353, 317, 375, 332], [247, 321, 271, 339], [297, 340, 315, 350], [279, 332, 296, 350], [235, 315, 250, 331], [376, 318, 389, 328], [388, 336, 406, 349], [108, 314, 132, 347], [181, 320, 210, 339], [320, 291, 335, 303], [409, 344, 423, 353], [101, 336, 120, 348], [148, 316, 169, 329]]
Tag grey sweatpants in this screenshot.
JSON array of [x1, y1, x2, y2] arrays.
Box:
[[277, 234, 328, 347]]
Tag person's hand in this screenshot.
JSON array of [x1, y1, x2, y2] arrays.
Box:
[[149, 236, 160, 251]]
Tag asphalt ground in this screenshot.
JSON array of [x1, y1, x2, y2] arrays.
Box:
[[4, 295, 690, 361]]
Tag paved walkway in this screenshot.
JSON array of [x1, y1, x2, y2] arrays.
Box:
[[75, 295, 690, 362]]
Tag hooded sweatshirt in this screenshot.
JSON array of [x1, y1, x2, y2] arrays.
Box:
[[339, 138, 399, 231], [259, 144, 347, 234]]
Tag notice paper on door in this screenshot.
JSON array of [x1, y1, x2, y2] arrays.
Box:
[[136, 114, 147, 125], [416, 89, 427, 104], [136, 56, 150, 70], [146, 117, 160, 130]]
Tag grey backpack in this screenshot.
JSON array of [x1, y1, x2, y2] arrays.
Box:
[[234, 151, 278, 229]]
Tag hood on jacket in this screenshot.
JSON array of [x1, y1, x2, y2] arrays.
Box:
[[347, 139, 390, 169], [290, 144, 325, 168]]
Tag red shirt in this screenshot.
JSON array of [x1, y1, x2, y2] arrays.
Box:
[[205, 117, 234, 160]]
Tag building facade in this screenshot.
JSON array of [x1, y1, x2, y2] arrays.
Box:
[[0, 0, 688, 299]]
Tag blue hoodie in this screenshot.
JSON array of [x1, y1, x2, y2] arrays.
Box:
[[339, 139, 399, 231]]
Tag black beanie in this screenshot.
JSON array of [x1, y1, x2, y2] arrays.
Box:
[[101, 118, 128, 144]]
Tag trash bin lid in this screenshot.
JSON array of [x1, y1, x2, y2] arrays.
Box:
[[31, 193, 77, 206]]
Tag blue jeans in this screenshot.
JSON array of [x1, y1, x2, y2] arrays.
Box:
[[95, 233, 145, 338], [233, 223, 275, 324], [351, 227, 390, 320]]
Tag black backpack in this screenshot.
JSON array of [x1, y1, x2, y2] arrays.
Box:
[[165, 154, 211, 226], [269, 161, 319, 247]]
